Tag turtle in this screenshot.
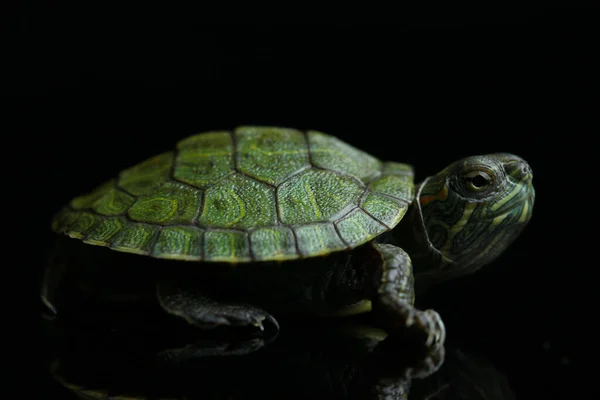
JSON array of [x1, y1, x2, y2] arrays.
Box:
[[42, 126, 535, 349]]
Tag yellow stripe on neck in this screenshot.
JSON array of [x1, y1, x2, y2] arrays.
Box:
[[440, 202, 477, 255]]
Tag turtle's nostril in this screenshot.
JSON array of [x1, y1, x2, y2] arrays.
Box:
[[502, 157, 532, 181]]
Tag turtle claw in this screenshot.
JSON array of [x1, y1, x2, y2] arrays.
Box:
[[398, 308, 445, 348], [251, 313, 280, 331], [378, 297, 446, 348], [263, 312, 280, 331], [191, 303, 280, 332], [415, 309, 445, 348], [157, 284, 280, 333]]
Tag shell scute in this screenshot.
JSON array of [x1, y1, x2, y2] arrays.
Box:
[[294, 222, 346, 257], [277, 169, 363, 225], [174, 131, 234, 189], [199, 173, 278, 230], [307, 130, 382, 182], [235, 126, 310, 185], [335, 208, 386, 248], [153, 226, 204, 260], [204, 230, 251, 262], [127, 182, 202, 225], [109, 223, 160, 255], [118, 152, 174, 196], [83, 217, 125, 246], [249, 226, 298, 261], [361, 192, 409, 229], [368, 164, 414, 202]]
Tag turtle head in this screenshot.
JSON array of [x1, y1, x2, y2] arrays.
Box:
[[415, 153, 535, 282]]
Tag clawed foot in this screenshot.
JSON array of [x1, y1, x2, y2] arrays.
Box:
[[377, 298, 446, 349], [370, 331, 446, 398], [181, 303, 280, 332], [157, 284, 280, 332], [405, 309, 446, 348]]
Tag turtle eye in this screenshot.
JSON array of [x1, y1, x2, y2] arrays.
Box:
[[464, 170, 493, 192]]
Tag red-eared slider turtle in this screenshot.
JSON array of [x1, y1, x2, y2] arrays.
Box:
[[43, 126, 535, 347]]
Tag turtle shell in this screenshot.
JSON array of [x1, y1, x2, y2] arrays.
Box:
[[52, 127, 414, 263]]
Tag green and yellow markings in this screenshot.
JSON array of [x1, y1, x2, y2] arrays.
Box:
[[368, 169, 414, 204], [490, 179, 529, 213], [199, 173, 277, 229], [336, 208, 387, 248], [83, 217, 125, 246], [127, 182, 202, 225], [118, 151, 174, 196], [109, 223, 160, 255], [490, 197, 530, 227], [174, 131, 234, 189], [93, 188, 135, 215], [491, 212, 510, 227], [236, 126, 310, 185], [277, 169, 363, 225], [304, 181, 321, 219], [250, 226, 297, 261], [361, 191, 409, 228], [70, 180, 135, 216], [294, 222, 346, 256], [307, 130, 382, 182], [519, 198, 531, 223], [439, 202, 477, 256], [153, 226, 203, 260], [52, 209, 98, 239], [204, 230, 251, 262]]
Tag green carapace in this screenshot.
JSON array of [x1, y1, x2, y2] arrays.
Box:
[[44, 126, 535, 349]]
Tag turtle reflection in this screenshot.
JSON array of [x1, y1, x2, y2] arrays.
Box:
[[46, 318, 514, 400]]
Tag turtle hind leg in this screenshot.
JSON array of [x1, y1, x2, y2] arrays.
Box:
[[156, 281, 279, 332]]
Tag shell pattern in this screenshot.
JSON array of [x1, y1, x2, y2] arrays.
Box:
[[53, 127, 414, 262]]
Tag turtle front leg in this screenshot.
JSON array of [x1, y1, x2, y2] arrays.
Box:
[[156, 281, 279, 332], [368, 242, 446, 349]]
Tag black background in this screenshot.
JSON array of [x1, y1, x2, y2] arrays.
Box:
[[8, 15, 598, 399]]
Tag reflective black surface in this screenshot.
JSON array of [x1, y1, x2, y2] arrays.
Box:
[[42, 319, 424, 399], [34, 273, 579, 399], [40, 307, 521, 400], [11, 20, 596, 398]]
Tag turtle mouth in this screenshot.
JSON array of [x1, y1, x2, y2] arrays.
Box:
[[487, 188, 534, 225]]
